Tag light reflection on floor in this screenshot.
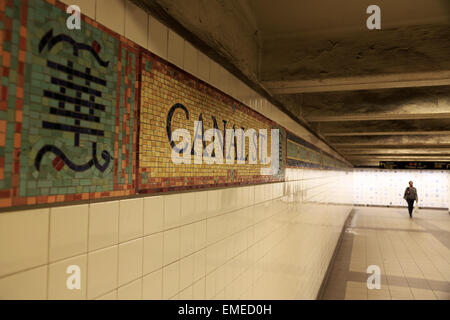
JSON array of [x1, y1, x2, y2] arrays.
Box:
[[323, 207, 450, 300]]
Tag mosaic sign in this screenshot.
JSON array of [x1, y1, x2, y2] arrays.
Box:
[[286, 132, 348, 169], [0, 0, 138, 207], [138, 52, 284, 193]]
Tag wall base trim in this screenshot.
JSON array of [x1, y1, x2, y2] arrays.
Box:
[[316, 208, 355, 300]]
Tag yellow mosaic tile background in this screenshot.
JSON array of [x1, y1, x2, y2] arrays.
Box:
[[139, 55, 277, 189]]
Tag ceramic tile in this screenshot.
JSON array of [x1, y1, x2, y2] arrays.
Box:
[[144, 196, 164, 235], [87, 246, 118, 299], [143, 269, 163, 300], [119, 198, 144, 243], [89, 201, 119, 251], [0, 266, 47, 300], [117, 278, 142, 300], [49, 205, 89, 262], [167, 29, 184, 68], [148, 15, 168, 59], [143, 232, 164, 275], [118, 239, 143, 286], [125, 1, 148, 48], [0, 209, 49, 277], [96, 0, 125, 35]]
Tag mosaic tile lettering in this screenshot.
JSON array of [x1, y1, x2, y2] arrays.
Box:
[[138, 52, 285, 193]]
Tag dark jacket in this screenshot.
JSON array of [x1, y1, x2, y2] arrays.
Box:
[[404, 187, 418, 201]]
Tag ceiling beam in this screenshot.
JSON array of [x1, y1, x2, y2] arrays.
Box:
[[263, 71, 450, 94], [320, 119, 450, 137], [279, 85, 450, 122], [336, 145, 450, 150], [346, 154, 450, 158], [327, 134, 450, 146], [306, 112, 450, 122], [340, 149, 450, 155], [346, 155, 450, 161], [325, 131, 450, 137]]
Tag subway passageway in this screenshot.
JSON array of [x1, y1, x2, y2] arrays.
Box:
[[1, 0, 449, 303], [322, 207, 450, 300]]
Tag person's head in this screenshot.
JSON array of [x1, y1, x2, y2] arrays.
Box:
[[409, 181, 413, 187]]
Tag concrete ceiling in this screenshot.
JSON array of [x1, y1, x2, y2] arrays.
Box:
[[249, 0, 449, 39], [135, 0, 450, 167]]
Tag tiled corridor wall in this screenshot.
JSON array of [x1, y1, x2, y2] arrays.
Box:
[[448, 173, 450, 212], [354, 169, 449, 209], [0, 168, 353, 300], [0, 0, 354, 300]]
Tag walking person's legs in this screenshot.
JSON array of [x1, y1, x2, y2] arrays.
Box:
[[407, 199, 414, 218]]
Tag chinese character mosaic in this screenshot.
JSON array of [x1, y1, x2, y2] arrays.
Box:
[[0, 0, 138, 207]]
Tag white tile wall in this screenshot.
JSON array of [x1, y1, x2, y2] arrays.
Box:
[[119, 198, 143, 243], [0, 266, 48, 300], [125, 0, 148, 48], [142, 269, 162, 299], [0, 208, 49, 277], [96, 0, 125, 36], [118, 278, 142, 300], [88, 201, 119, 251], [143, 196, 164, 235], [354, 169, 449, 209], [118, 238, 143, 286], [197, 51, 211, 82], [49, 205, 88, 262], [96, 289, 117, 300], [184, 41, 198, 76], [448, 174, 450, 212], [87, 246, 118, 299], [0, 172, 354, 299], [164, 194, 181, 228], [167, 29, 184, 68], [148, 15, 168, 59], [163, 260, 179, 299], [209, 61, 223, 92], [163, 228, 180, 265], [143, 232, 163, 274]]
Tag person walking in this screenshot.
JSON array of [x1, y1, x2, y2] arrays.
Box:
[[403, 181, 418, 218]]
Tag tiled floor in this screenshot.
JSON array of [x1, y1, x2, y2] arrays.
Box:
[[322, 207, 450, 300]]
